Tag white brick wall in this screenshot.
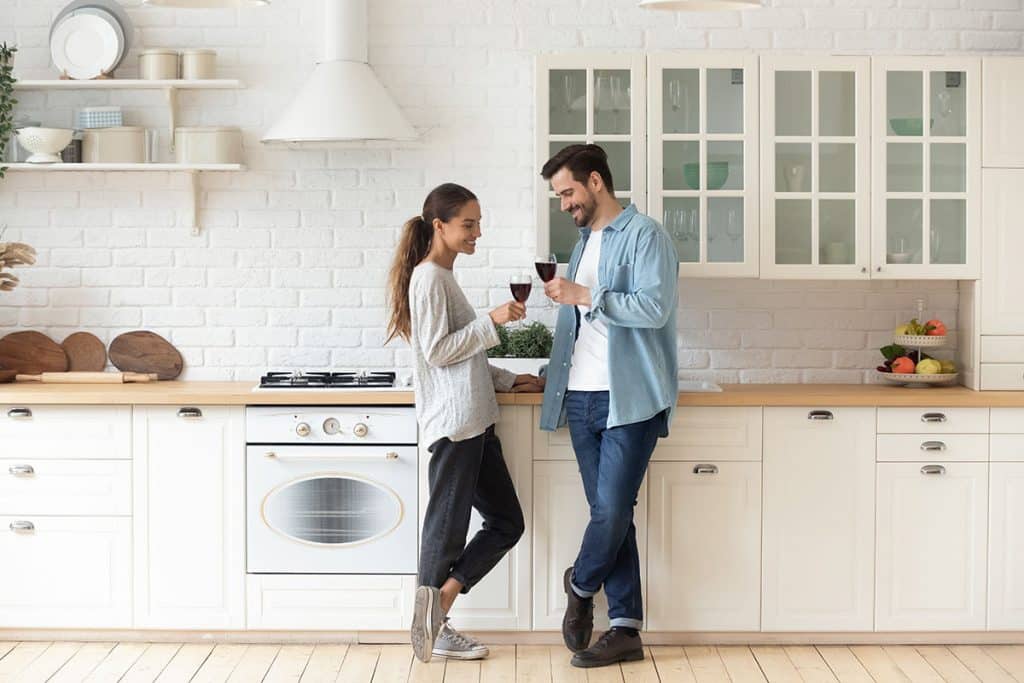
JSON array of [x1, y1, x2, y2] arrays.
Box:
[[1, 0, 1018, 380]]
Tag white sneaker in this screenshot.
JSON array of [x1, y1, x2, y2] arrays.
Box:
[[432, 619, 490, 660], [411, 586, 443, 663]]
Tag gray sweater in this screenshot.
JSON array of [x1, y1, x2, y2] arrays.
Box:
[[409, 261, 517, 447]]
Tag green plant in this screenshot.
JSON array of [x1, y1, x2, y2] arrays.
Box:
[[0, 43, 18, 179], [487, 322, 553, 359]]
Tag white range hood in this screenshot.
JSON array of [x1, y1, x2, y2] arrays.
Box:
[[261, 0, 415, 143]]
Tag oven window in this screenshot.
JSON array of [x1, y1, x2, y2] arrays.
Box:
[[263, 475, 403, 546]]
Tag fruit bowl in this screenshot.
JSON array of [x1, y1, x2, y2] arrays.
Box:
[[893, 334, 946, 348], [15, 127, 74, 164], [876, 370, 958, 388]]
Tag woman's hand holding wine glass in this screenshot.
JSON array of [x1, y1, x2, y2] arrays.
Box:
[[490, 301, 526, 326]]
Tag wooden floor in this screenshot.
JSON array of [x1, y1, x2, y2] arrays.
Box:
[[1, 641, 1023, 682]]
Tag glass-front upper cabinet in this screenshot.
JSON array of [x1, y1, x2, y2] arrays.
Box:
[[760, 56, 871, 279], [536, 54, 646, 264], [872, 57, 980, 279], [648, 53, 758, 277]]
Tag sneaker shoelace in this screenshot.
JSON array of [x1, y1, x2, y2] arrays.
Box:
[[443, 622, 482, 649]]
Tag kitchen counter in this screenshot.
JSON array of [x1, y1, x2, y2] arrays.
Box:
[[1, 381, 1023, 406]]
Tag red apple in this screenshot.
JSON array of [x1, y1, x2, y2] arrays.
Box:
[[926, 319, 947, 336], [892, 356, 916, 374]]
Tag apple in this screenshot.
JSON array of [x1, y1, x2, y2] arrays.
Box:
[[926, 319, 947, 336], [916, 358, 942, 374], [894, 323, 911, 336], [892, 356, 915, 374]]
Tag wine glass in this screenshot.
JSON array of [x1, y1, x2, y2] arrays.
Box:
[[562, 73, 575, 115], [509, 272, 532, 328], [726, 207, 742, 243], [534, 254, 557, 309]]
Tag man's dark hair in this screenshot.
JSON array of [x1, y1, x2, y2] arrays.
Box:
[[541, 144, 615, 195]]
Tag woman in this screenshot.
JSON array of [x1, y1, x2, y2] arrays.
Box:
[[386, 183, 544, 663]]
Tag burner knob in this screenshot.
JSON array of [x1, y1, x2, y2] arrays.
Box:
[[296, 422, 311, 437], [323, 418, 340, 435], [353, 422, 369, 438]]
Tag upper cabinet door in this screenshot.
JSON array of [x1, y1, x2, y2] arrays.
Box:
[[536, 53, 646, 264], [983, 57, 1024, 168], [649, 52, 758, 278], [760, 56, 870, 279], [871, 57, 981, 280]]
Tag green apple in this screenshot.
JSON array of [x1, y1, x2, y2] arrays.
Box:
[[916, 358, 942, 375]]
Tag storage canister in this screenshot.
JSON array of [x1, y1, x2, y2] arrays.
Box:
[[139, 49, 179, 80], [174, 126, 242, 164], [77, 106, 123, 129], [181, 49, 216, 80], [82, 126, 147, 163]]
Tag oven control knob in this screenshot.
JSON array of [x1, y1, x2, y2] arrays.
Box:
[[353, 422, 369, 438], [296, 422, 311, 437], [323, 418, 340, 435]]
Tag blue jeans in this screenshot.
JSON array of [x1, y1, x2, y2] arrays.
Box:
[[565, 390, 665, 630]]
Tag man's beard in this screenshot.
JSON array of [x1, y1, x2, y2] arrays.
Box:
[[569, 194, 597, 227]]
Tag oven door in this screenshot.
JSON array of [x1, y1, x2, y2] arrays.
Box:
[[246, 445, 417, 574]]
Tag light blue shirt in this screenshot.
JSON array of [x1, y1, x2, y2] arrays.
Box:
[[540, 204, 679, 434]]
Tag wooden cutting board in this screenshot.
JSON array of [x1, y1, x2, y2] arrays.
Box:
[[62, 332, 107, 372], [0, 369, 15, 383], [108, 331, 183, 380], [0, 331, 69, 374]]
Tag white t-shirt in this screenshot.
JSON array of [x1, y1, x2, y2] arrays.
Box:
[[567, 228, 610, 391]]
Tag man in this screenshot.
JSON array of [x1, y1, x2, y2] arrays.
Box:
[[539, 144, 679, 668]]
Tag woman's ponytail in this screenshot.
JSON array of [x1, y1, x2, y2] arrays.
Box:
[[385, 215, 432, 344]]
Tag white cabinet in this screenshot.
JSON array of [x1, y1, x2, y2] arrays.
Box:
[[533, 460, 647, 631], [990, 462, 1024, 630], [0, 405, 131, 459], [649, 52, 759, 277], [0, 516, 131, 627], [133, 406, 245, 629], [983, 57, 1024, 168], [647, 461, 760, 631], [760, 56, 871, 279], [445, 406, 532, 630], [871, 57, 981, 279], [981, 169, 1024, 334], [536, 53, 646, 264], [876, 462, 988, 630], [0, 459, 131, 516], [762, 407, 875, 631]]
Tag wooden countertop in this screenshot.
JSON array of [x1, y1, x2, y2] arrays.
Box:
[[0, 381, 1022, 407]]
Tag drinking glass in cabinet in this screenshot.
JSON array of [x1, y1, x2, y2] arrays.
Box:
[[887, 71, 924, 136], [594, 69, 630, 135], [819, 71, 856, 136], [775, 199, 812, 265], [930, 199, 967, 264], [775, 71, 811, 136], [775, 143, 812, 193], [887, 143, 923, 192], [819, 200, 855, 265], [930, 143, 966, 192], [930, 71, 967, 137], [664, 141, 700, 191], [707, 141, 742, 191], [707, 68, 744, 135], [663, 69, 699, 134], [664, 198, 700, 263], [550, 70, 586, 135], [886, 199, 923, 264], [708, 198, 744, 263]]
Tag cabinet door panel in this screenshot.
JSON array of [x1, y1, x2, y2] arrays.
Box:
[[982, 169, 1024, 334], [990, 462, 1024, 629], [983, 57, 1024, 168]]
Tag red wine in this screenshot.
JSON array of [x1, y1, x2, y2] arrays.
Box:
[[535, 261, 556, 282], [510, 282, 532, 303]]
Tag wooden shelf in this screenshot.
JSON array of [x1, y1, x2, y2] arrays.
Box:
[[3, 163, 244, 172], [14, 79, 244, 90]]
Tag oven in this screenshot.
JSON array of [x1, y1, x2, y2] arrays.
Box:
[[245, 406, 418, 574]]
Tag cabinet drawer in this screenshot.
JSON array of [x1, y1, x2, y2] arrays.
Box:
[[877, 434, 988, 462], [0, 459, 131, 516], [981, 364, 1024, 391], [991, 408, 1024, 434], [981, 337, 1024, 363], [246, 574, 415, 630], [877, 407, 989, 434], [0, 406, 131, 459], [652, 407, 762, 462], [991, 435, 1024, 463], [0, 516, 131, 627]]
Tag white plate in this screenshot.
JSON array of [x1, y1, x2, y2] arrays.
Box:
[[50, 8, 123, 79], [50, 0, 133, 72]]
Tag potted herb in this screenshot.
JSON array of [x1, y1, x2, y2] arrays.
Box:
[[0, 43, 17, 178], [487, 321, 553, 376]]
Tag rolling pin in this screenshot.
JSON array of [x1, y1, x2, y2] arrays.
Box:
[[15, 372, 159, 384]]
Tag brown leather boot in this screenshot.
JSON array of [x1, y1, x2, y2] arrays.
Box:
[[570, 628, 644, 668], [562, 567, 593, 652]]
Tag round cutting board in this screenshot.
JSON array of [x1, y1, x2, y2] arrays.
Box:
[[0, 331, 69, 374], [109, 330, 183, 380], [62, 332, 107, 372]]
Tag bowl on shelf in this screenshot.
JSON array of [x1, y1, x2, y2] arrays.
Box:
[[888, 117, 934, 136], [683, 161, 728, 190], [887, 252, 913, 264], [15, 127, 74, 164]]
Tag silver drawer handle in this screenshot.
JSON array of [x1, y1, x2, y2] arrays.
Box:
[[808, 410, 834, 421], [7, 408, 31, 419], [693, 464, 719, 475], [9, 520, 35, 533], [920, 441, 947, 452], [177, 407, 203, 419], [921, 412, 947, 423], [8, 464, 34, 476], [921, 464, 946, 475]]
